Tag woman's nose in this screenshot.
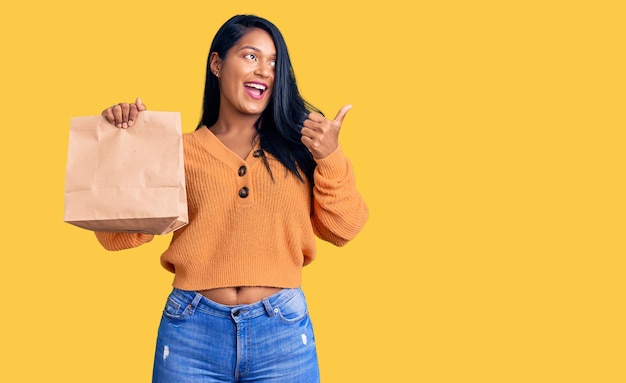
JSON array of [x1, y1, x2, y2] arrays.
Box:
[[254, 63, 271, 78]]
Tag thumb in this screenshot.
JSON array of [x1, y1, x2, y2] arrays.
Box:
[[136, 97, 147, 111], [333, 104, 352, 126]]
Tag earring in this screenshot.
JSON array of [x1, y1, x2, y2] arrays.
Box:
[[214, 71, 219, 77]]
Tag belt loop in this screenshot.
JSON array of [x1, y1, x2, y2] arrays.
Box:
[[187, 292, 203, 314], [262, 298, 275, 317]]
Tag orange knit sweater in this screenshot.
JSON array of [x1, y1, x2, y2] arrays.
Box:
[[95, 126, 368, 290]]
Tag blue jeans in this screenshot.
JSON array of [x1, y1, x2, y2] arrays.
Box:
[[152, 287, 320, 383]]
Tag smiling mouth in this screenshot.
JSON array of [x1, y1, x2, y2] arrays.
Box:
[[244, 82, 267, 97]]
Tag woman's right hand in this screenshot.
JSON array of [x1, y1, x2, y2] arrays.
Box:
[[102, 97, 147, 128]]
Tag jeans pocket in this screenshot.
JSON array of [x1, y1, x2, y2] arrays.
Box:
[[162, 294, 190, 321], [275, 292, 309, 324]]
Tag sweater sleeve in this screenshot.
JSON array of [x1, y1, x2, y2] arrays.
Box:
[[311, 146, 369, 246], [94, 232, 154, 251]]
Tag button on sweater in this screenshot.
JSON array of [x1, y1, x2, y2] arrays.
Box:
[[95, 126, 368, 291]]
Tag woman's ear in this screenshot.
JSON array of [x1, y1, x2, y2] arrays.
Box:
[[210, 52, 222, 78]]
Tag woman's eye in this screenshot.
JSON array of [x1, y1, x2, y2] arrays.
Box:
[[269, 60, 276, 67], [244, 54, 257, 61]]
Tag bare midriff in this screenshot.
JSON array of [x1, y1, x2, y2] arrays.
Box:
[[197, 286, 282, 306]]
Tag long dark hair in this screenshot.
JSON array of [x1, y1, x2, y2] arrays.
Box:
[[196, 14, 321, 184]]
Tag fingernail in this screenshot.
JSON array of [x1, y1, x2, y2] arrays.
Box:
[[117, 123, 122, 128], [122, 122, 128, 128]]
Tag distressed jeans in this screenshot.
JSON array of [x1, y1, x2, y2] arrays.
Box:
[[152, 287, 320, 383]]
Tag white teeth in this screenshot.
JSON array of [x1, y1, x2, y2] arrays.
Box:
[[245, 83, 266, 91]]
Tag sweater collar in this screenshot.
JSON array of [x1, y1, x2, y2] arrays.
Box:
[[192, 126, 261, 169]]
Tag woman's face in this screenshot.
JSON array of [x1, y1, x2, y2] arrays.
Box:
[[213, 28, 276, 117]]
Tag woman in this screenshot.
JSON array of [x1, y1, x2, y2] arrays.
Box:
[[97, 14, 368, 383]]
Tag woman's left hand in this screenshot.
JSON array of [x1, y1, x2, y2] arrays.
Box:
[[301, 105, 352, 160]]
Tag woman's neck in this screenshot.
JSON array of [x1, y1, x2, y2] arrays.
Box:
[[209, 113, 260, 159], [210, 103, 261, 135]]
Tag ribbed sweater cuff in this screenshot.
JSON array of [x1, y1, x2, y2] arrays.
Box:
[[314, 146, 348, 179], [94, 232, 154, 251]]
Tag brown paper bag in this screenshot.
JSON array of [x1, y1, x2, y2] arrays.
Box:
[[64, 111, 188, 234]]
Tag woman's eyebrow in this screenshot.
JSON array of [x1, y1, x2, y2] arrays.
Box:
[[238, 46, 276, 57], [238, 45, 261, 52]]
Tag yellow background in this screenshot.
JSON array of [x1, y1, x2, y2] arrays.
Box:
[[1, 1, 624, 382]]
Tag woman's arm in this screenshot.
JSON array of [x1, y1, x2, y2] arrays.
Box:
[[311, 146, 369, 246], [94, 232, 155, 251]]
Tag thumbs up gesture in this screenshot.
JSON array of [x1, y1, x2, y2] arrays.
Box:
[[301, 104, 352, 160]]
